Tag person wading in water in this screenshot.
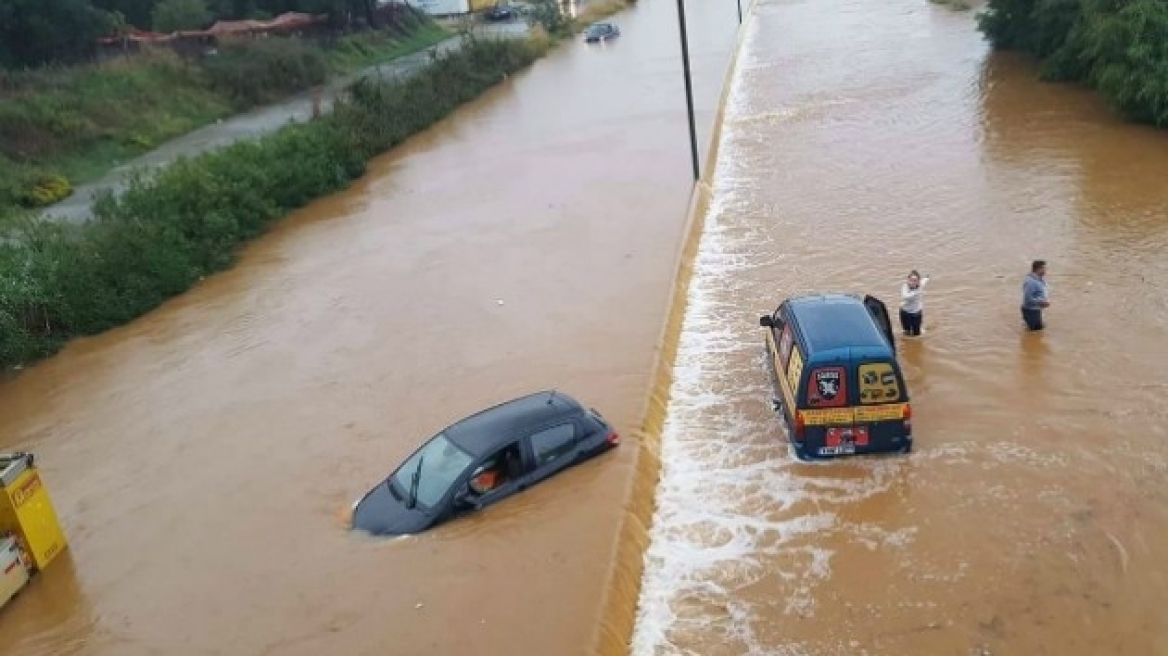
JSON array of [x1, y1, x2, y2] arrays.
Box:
[[899, 270, 929, 337], [1021, 259, 1050, 331]]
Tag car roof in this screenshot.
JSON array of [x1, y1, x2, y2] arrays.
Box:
[[785, 293, 890, 355], [443, 391, 585, 457]]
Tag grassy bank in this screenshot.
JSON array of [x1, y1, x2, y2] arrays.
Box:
[[978, 0, 1168, 127], [0, 17, 449, 219]]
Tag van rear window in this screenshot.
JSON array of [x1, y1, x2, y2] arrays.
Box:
[[858, 362, 901, 403], [806, 367, 848, 408]]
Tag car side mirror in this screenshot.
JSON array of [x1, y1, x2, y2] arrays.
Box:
[[759, 315, 773, 327], [452, 485, 480, 511]]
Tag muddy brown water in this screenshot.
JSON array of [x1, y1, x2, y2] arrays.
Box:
[[0, 2, 740, 654], [630, 0, 1168, 655]]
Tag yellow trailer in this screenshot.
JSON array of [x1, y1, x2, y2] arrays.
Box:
[[0, 453, 68, 574]]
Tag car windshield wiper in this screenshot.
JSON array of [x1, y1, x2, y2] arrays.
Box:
[[407, 456, 424, 509]]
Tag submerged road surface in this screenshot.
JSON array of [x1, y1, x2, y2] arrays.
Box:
[[0, 1, 739, 654], [633, 0, 1168, 654]]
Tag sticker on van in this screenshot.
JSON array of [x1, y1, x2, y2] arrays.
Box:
[[858, 362, 900, 403], [779, 324, 794, 366], [807, 367, 847, 408], [786, 348, 804, 395]]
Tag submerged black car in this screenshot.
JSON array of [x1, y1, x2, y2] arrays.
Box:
[[584, 22, 620, 42], [350, 391, 620, 536]]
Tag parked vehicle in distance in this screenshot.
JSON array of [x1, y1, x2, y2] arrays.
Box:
[[759, 293, 913, 460], [485, 2, 519, 21], [584, 22, 620, 42], [349, 391, 620, 536]]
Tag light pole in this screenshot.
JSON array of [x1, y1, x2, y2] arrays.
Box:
[[674, 0, 700, 181], [736, 0, 742, 23]]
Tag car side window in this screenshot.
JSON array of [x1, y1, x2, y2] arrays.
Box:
[[529, 424, 577, 467]]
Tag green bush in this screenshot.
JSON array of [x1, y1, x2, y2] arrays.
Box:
[[526, 0, 572, 37], [979, 0, 1168, 127], [199, 37, 330, 107], [0, 38, 546, 368], [22, 171, 74, 207]]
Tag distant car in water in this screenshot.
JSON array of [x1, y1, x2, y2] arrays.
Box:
[[349, 391, 620, 536], [484, 2, 519, 20], [584, 22, 620, 42]]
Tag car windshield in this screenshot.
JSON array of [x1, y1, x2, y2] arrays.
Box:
[[589, 24, 609, 33], [389, 433, 474, 509]]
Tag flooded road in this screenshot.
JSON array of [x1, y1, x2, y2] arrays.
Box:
[[0, 1, 739, 654], [632, 0, 1168, 655]]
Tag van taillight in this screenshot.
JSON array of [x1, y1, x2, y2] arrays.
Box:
[[606, 431, 621, 446], [794, 412, 806, 440]]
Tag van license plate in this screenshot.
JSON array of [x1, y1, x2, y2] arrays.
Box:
[[818, 445, 856, 455], [826, 427, 869, 447]]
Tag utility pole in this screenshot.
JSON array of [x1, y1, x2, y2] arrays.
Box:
[[674, 0, 700, 181]]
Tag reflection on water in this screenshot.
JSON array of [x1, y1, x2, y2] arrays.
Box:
[[633, 0, 1168, 654]]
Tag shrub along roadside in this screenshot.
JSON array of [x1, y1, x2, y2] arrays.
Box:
[[977, 0, 1168, 127], [0, 37, 547, 368], [0, 18, 449, 217]]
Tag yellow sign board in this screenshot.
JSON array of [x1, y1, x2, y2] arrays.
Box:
[[0, 456, 68, 572], [801, 403, 907, 426], [801, 408, 856, 426]]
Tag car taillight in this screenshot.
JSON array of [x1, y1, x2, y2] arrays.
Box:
[[794, 412, 806, 440], [902, 403, 912, 430], [606, 431, 621, 446]]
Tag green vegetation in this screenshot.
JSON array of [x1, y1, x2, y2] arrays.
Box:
[[324, 22, 449, 71], [0, 16, 448, 220], [0, 37, 547, 368], [1, 1, 392, 67], [978, 0, 1168, 127], [151, 0, 213, 32]]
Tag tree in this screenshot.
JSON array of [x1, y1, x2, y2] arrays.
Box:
[[92, 0, 159, 29], [0, 0, 114, 67], [152, 0, 212, 31]]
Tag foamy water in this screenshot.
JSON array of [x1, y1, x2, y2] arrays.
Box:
[[630, 19, 915, 654]]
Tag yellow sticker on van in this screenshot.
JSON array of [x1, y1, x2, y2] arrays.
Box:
[[801, 408, 855, 426], [786, 348, 804, 395], [855, 404, 907, 422], [858, 363, 900, 404]]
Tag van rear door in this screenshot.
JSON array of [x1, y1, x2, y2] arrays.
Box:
[[855, 359, 912, 453], [801, 365, 859, 457], [862, 295, 896, 353]]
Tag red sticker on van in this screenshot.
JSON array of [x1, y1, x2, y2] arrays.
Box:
[[807, 367, 848, 408]]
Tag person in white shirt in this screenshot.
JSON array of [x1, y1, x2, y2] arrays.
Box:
[[899, 270, 929, 336]]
